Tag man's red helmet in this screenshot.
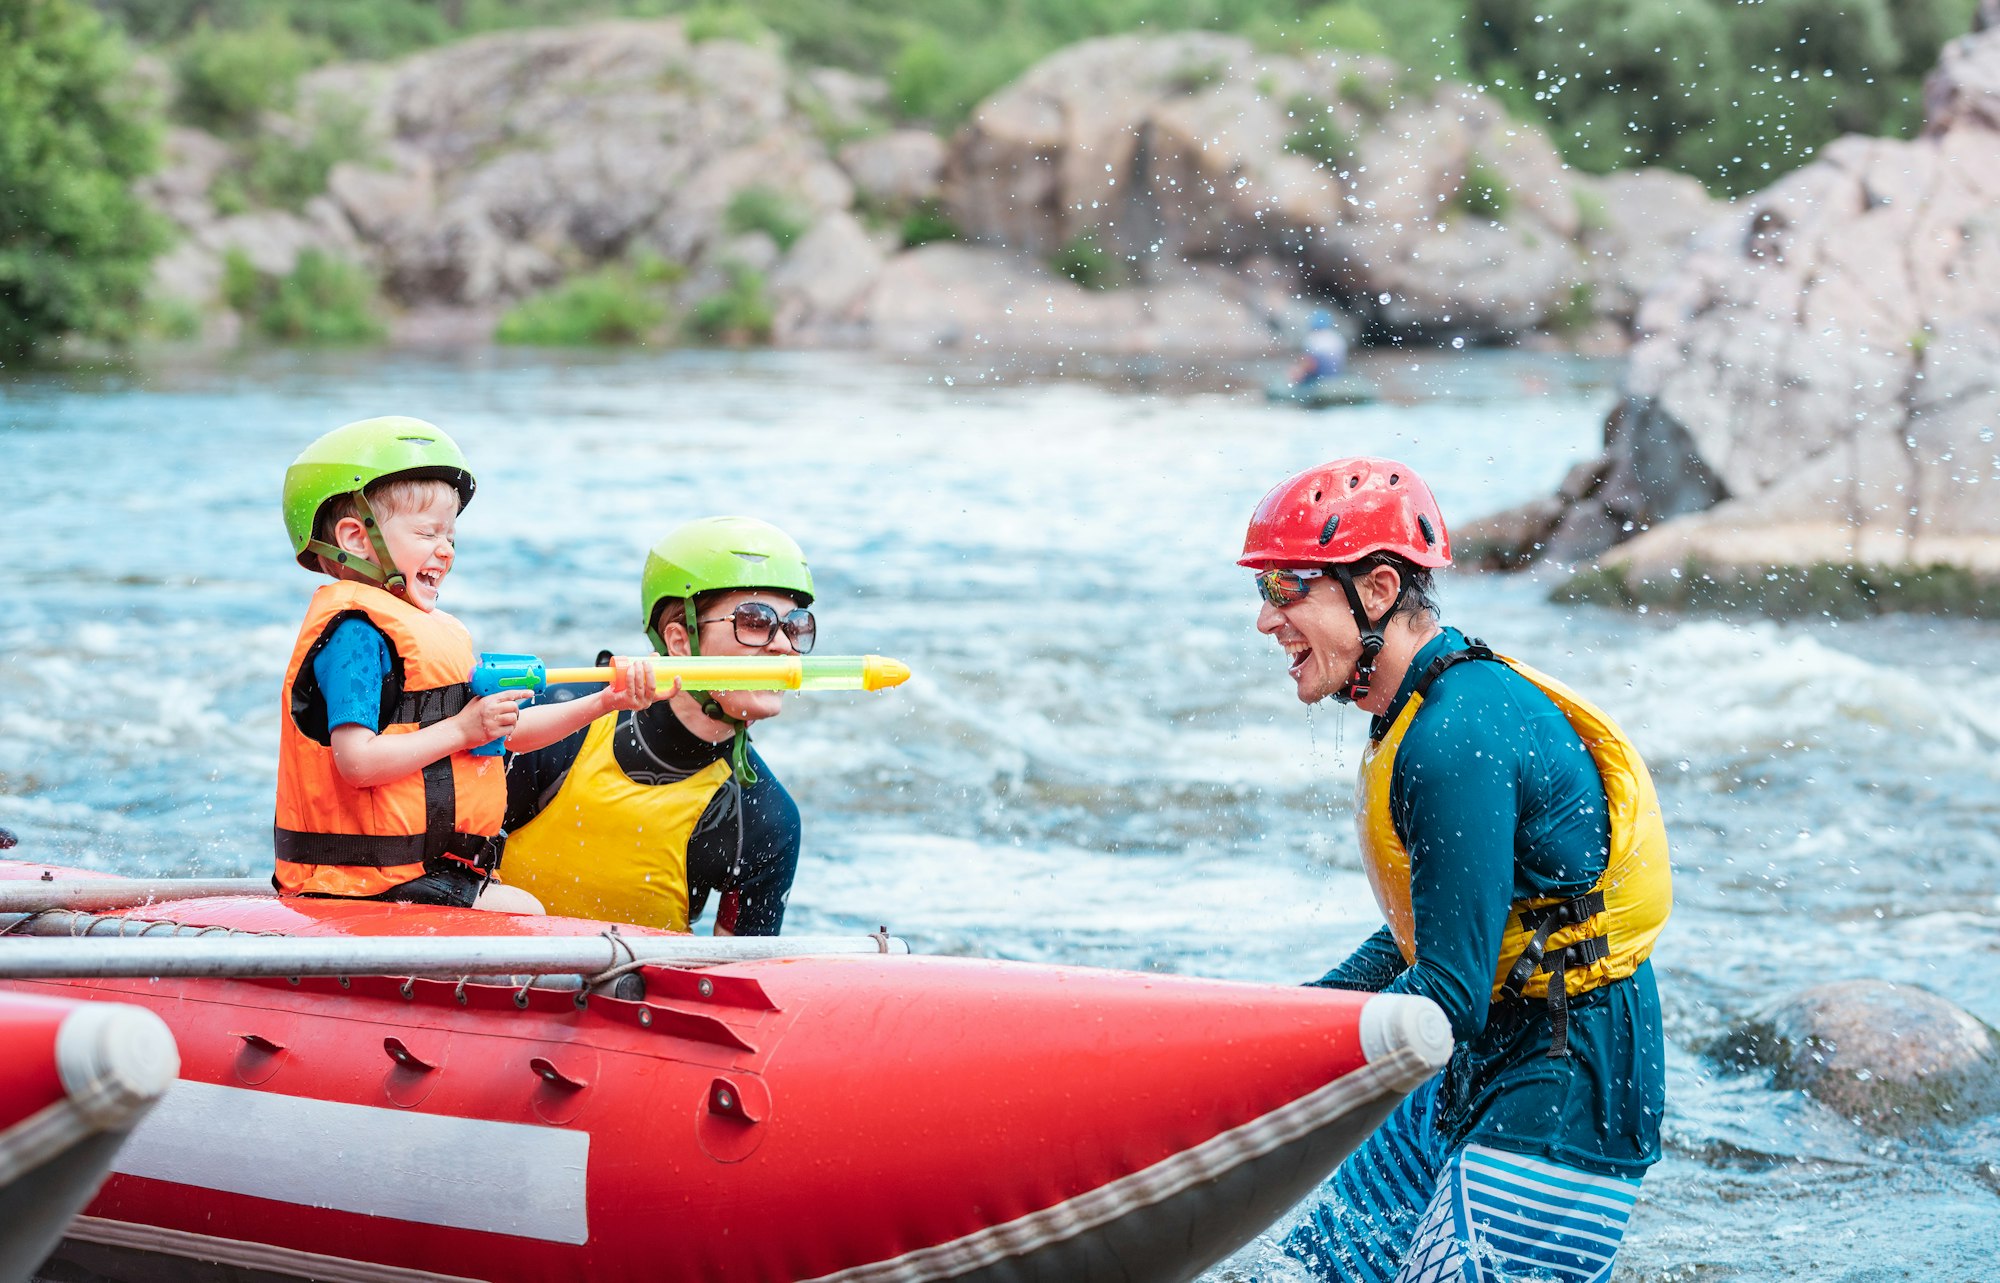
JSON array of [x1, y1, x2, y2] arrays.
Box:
[[1239, 457, 1452, 570]]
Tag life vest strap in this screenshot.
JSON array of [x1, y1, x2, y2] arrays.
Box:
[[274, 826, 428, 868], [272, 828, 501, 872], [1501, 889, 1610, 1058], [390, 682, 474, 728], [1410, 640, 1498, 699]]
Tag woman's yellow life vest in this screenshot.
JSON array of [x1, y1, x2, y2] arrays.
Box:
[[1355, 646, 1672, 1006], [501, 712, 734, 930], [274, 581, 506, 897]]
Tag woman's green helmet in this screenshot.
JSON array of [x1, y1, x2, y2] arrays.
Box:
[[641, 516, 814, 652], [282, 417, 476, 583]]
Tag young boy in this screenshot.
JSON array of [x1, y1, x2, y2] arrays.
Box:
[[274, 416, 658, 911]]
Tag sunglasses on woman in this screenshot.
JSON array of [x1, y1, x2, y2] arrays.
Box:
[[1254, 567, 1328, 608], [698, 601, 817, 653]]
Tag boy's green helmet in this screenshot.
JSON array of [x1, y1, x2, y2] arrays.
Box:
[[641, 517, 814, 652], [283, 417, 476, 581]]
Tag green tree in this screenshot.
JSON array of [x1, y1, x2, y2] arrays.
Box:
[[0, 0, 166, 362], [172, 16, 329, 134], [1467, 0, 1974, 196]]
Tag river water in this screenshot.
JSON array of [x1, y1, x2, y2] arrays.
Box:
[[3, 348, 1996, 1279]]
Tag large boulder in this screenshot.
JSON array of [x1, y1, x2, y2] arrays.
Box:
[[148, 20, 854, 313], [944, 34, 1719, 343], [1478, 12, 2000, 605], [860, 243, 1280, 356], [372, 24, 849, 302], [769, 210, 887, 346], [1719, 980, 2000, 1132], [838, 130, 947, 210]]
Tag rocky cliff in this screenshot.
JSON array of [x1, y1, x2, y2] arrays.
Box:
[[945, 33, 1714, 346], [1469, 5, 2000, 608], [140, 20, 1717, 356]]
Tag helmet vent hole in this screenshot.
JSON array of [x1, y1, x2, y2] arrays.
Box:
[[1311, 489, 1321, 503], [1389, 473, 1401, 485], [1418, 513, 1436, 546], [1347, 475, 1359, 488], [1318, 513, 1341, 545]]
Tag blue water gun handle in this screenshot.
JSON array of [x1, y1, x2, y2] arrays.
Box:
[[468, 653, 548, 756]]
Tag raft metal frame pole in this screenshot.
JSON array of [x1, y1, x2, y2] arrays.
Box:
[[0, 880, 275, 914], [0, 933, 908, 980]]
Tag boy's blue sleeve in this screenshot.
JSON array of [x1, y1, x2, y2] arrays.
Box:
[[313, 619, 392, 732]]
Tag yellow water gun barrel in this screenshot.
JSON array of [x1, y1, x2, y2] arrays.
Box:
[[541, 655, 912, 693]]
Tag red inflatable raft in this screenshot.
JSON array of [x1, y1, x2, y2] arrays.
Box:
[[0, 989, 179, 1283], [0, 861, 1450, 1282]]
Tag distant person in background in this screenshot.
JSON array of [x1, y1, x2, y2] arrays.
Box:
[[1291, 309, 1349, 385], [502, 518, 813, 935], [1239, 457, 1672, 1282]]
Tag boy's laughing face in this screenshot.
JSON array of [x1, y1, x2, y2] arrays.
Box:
[[375, 487, 459, 611]]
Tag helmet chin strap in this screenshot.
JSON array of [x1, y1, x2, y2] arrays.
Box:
[[302, 492, 406, 597], [1330, 564, 1403, 705], [682, 599, 758, 787]]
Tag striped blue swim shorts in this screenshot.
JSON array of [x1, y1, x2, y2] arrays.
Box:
[[1279, 1077, 1644, 1283]]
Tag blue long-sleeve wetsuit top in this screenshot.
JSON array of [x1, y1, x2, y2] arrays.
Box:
[[1312, 627, 1666, 1176]]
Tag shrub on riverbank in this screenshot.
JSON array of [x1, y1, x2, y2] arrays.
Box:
[[899, 201, 959, 248], [496, 262, 677, 345], [1559, 559, 2000, 619], [1052, 232, 1129, 290], [688, 262, 773, 344], [0, 0, 166, 362], [724, 186, 810, 251], [211, 103, 373, 214], [222, 249, 385, 343]]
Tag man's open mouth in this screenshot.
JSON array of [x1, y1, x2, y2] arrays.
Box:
[[1285, 644, 1313, 677]]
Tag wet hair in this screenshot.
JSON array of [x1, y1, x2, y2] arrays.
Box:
[[1348, 551, 1440, 623], [651, 597, 691, 647], [312, 477, 458, 547]]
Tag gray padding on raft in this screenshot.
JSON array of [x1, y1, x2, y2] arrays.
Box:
[[947, 1088, 1407, 1283], [3, 1128, 132, 1283]]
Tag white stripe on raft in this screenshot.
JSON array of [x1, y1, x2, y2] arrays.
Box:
[[111, 1081, 591, 1245]]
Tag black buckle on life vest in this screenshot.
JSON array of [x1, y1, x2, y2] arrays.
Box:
[[1501, 890, 1608, 1058], [430, 831, 505, 878]]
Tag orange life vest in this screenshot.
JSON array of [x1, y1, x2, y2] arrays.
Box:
[[273, 581, 505, 897]]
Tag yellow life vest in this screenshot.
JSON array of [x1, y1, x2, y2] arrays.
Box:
[[1355, 645, 1672, 1010], [500, 712, 734, 930]]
